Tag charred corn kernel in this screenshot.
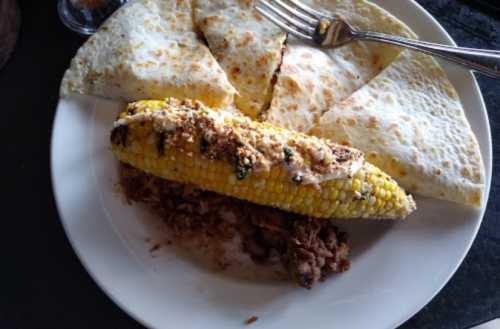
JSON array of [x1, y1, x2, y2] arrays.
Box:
[[111, 99, 416, 220]]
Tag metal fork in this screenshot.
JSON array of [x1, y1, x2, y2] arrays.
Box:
[[255, 0, 500, 79]]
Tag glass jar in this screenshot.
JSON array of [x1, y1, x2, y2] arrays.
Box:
[[58, 0, 128, 35]]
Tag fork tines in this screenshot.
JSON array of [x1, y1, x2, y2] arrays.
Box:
[[255, 0, 328, 40]]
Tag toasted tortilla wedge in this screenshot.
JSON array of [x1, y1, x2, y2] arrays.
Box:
[[61, 0, 236, 108], [266, 0, 415, 132], [310, 50, 484, 206], [194, 0, 286, 118]]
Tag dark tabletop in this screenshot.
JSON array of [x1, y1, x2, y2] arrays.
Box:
[[1, 1, 498, 328]]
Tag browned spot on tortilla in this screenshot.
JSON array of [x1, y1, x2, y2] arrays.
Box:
[[215, 53, 225, 62], [238, 31, 254, 47], [151, 49, 163, 58], [366, 116, 378, 129], [322, 89, 334, 107], [230, 66, 241, 77], [340, 140, 350, 147], [471, 192, 481, 205], [372, 54, 381, 65], [442, 160, 451, 168], [286, 104, 299, 112], [253, 11, 263, 21], [191, 63, 201, 72], [220, 38, 229, 50], [346, 118, 357, 126], [312, 114, 321, 126], [201, 15, 221, 27], [399, 169, 407, 177], [256, 54, 269, 67], [344, 71, 356, 80], [284, 79, 301, 96], [367, 152, 378, 160]]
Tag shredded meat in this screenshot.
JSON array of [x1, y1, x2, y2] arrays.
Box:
[[119, 163, 350, 289], [286, 218, 350, 288]]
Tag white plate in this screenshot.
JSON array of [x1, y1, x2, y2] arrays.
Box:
[[51, 1, 492, 328]]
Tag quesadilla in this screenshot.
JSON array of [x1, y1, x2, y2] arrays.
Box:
[[266, 0, 415, 132], [61, 0, 236, 108], [310, 50, 484, 206], [194, 0, 286, 118]]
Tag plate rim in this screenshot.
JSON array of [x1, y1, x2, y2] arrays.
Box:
[[50, 1, 493, 328], [387, 0, 493, 326]]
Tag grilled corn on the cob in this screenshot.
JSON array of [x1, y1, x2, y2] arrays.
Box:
[[111, 98, 416, 219]]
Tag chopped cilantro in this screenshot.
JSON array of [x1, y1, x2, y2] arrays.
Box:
[[283, 147, 293, 163]]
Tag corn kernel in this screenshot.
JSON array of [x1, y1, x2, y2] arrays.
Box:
[[352, 179, 361, 192], [335, 180, 344, 190]]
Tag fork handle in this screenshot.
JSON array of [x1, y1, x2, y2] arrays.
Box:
[[354, 31, 500, 79]]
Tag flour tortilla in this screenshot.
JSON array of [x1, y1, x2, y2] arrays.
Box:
[[61, 0, 236, 108], [266, 0, 415, 132], [310, 50, 484, 206], [194, 0, 286, 118]]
